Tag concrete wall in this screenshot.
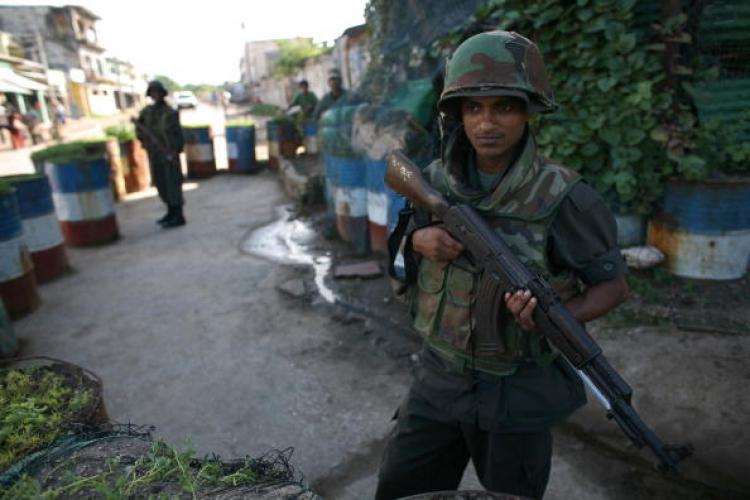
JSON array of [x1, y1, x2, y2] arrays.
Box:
[[246, 28, 369, 107]]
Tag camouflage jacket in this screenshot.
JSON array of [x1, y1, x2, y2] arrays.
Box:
[[137, 101, 184, 156], [411, 129, 582, 375]]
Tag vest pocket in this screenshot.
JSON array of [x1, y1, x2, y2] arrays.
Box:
[[413, 259, 447, 336], [439, 265, 476, 350]]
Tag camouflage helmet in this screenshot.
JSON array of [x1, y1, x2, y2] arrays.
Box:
[[440, 30, 558, 114], [146, 80, 168, 97]]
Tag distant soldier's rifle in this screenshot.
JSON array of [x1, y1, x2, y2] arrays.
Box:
[[385, 150, 694, 474], [130, 117, 180, 168]]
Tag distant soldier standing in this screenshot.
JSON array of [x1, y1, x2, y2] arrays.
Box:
[[375, 31, 629, 499], [137, 80, 186, 228], [313, 68, 347, 121]]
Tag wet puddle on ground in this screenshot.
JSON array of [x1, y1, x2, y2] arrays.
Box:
[[241, 205, 337, 303]]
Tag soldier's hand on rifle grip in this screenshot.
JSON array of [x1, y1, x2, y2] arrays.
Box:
[[412, 226, 464, 264], [504, 289, 537, 332]]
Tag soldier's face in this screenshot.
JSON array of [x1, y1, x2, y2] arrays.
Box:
[[461, 95, 529, 165]]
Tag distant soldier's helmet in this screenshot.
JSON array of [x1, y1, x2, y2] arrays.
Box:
[[439, 30, 558, 114], [328, 68, 342, 80], [146, 80, 168, 97]]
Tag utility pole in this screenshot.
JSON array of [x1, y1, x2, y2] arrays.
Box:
[[34, 30, 52, 125]]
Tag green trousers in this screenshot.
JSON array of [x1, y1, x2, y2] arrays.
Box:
[[148, 153, 183, 207], [375, 386, 552, 500]]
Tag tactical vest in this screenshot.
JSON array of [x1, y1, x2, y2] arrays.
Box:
[[141, 104, 174, 150], [411, 134, 581, 376]]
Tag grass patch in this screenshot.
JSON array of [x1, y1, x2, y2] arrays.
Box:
[[1, 439, 298, 499], [104, 124, 136, 143], [248, 103, 281, 116], [0, 366, 94, 472], [30, 140, 107, 164], [225, 119, 255, 128]]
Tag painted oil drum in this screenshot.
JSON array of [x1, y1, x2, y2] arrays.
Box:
[[0, 188, 40, 319], [5, 174, 68, 282], [183, 126, 216, 178], [0, 301, 19, 357], [322, 153, 338, 225], [333, 156, 369, 254], [226, 125, 257, 173], [277, 121, 299, 159], [45, 158, 120, 247], [647, 178, 750, 280], [365, 158, 388, 254], [266, 121, 280, 170], [614, 213, 646, 247], [121, 139, 151, 192], [303, 121, 319, 154]]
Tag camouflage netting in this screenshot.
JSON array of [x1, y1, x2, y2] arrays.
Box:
[[0, 427, 319, 499]]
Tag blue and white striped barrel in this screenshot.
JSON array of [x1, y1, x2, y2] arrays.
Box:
[[226, 125, 257, 174], [5, 174, 68, 283], [183, 126, 216, 178], [45, 158, 120, 247], [365, 159, 388, 254], [303, 122, 319, 154], [333, 156, 369, 254], [323, 153, 338, 220], [648, 178, 750, 280], [0, 188, 40, 319]]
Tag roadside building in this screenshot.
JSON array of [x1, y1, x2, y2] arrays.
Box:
[[0, 5, 145, 117]]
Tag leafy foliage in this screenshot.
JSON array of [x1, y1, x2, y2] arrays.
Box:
[[426, 0, 676, 214], [0, 367, 93, 471], [152, 74, 180, 92], [271, 39, 331, 78]]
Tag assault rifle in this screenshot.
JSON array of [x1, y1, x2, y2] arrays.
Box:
[[130, 117, 180, 168], [385, 150, 693, 474]]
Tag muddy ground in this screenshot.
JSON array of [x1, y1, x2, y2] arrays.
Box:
[[9, 167, 750, 499]]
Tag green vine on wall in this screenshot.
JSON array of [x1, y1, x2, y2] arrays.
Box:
[[430, 0, 675, 214]]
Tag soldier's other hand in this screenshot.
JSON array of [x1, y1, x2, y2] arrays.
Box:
[[504, 289, 537, 332], [412, 226, 464, 263]]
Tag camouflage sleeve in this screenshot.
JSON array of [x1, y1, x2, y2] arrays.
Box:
[[167, 109, 184, 153], [547, 182, 626, 285]]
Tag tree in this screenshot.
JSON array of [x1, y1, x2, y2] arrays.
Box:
[[271, 39, 331, 78], [152, 74, 180, 92]]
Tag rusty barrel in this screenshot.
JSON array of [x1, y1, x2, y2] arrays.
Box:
[[120, 139, 151, 192], [648, 177, 750, 280], [4, 174, 68, 283], [45, 157, 119, 247], [0, 186, 40, 319], [366, 158, 388, 254], [183, 125, 216, 178], [226, 123, 257, 173]]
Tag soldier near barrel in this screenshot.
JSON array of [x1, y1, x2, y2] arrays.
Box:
[[136, 80, 186, 228], [313, 68, 347, 121], [375, 31, 629, 499]]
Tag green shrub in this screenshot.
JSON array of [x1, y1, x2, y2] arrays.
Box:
[[30, 139, 108, 164]]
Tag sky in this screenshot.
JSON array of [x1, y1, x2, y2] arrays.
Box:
[[4, 0, 367, 85]]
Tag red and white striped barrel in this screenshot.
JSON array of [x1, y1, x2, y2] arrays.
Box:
[[0, 188, 40, 319], [45, 158, 120, 247], [183, 126, 216, 178], [5, 174, 68, 282]]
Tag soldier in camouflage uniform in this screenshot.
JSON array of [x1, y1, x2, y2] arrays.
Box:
[[137, 80, 186, 228], [313, 68, 348, 121], [375, 31, 629, 499]]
